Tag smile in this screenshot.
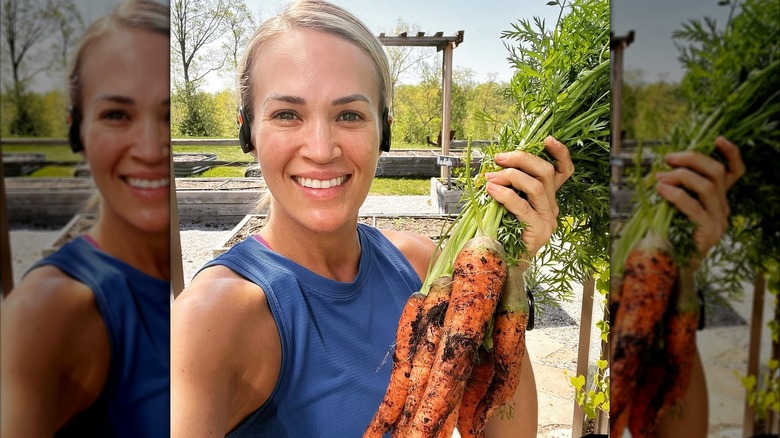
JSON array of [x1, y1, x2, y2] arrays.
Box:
[[294, 175, 348, 189], [125, 177, 170, 189]]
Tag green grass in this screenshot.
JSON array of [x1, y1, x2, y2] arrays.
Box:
[[198, 167, 247, 178], [369, 177, 430, 195], [30, 166, 75, 177], [173, 145, 253, 163], [2, 145, 82, 162]]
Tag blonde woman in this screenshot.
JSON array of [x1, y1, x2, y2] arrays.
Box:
[[0, 1, 170, 436]]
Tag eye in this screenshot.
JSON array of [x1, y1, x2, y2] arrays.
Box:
[[101, 109, 129, 122], [337, 111, 363, 122], [273, 111, 299, 121]]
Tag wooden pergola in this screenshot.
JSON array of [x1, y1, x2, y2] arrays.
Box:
[[378, 30, 465, 179]]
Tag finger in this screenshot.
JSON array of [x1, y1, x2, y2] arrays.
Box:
[[486, 166, 557, 217], [664, 150, 727, 204], [714, 136, 745, 189], [494, 151, 557, 207], [657, 182, 728, 256], [486, 181, 554, 253], [486, 167, 558, 218], [655, 168, 728, 218], [544, 136, 574, 189]]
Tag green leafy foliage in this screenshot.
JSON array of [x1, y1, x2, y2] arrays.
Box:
[[614, 0, 780, 277], [499, 0, 610, 301]]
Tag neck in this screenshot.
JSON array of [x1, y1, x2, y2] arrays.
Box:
[[260, 214, 361, 283], [88, 207, 170, 281]]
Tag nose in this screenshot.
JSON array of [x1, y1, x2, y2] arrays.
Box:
[[300, 118, 340, 163], [131, 114, 169, 163]]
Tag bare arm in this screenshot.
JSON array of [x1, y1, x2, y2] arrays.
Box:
[[1, 267, 109, 437], [171, 266, 281, 437]]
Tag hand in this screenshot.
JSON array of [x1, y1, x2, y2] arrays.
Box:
[[485, 136, 574, 258], [656, 136, 745, 260]]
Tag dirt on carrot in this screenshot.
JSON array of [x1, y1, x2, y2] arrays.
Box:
[[407, 236, 508, 438]]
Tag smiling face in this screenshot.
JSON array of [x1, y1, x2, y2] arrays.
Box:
[[79, 27, 170, 234], [250, 28, 382, 234]]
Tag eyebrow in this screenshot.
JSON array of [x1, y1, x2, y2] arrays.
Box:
[[93, 95, 170, 106], [263, 93, 371, 106], [331, 94, 370, 106], [94, 95, 135, 105]]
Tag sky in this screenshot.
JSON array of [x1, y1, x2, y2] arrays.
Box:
[[209, 0, 566, 90], [14, 0, 735, 94], [611, 0, 732, 83]]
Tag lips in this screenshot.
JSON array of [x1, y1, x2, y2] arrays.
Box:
[[293, 175, 348, 189], [124, 176, 170, 189]]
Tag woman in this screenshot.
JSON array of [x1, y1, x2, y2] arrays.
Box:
[[0, 1, 170, 436], [172, 1, 573, 437]]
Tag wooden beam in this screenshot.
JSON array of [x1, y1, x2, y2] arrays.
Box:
[[743, 272, 766, 437], [440, 42, 453, 180], [170, 157, 184, 298], [1, 153, 14, 297], [378, 30, 463, 51], [572, 276, 596, 437]]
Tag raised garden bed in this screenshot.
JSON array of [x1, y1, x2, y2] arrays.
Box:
[[212, 214, 454, 257], [2, 152, 46, 176], [430, 177, 466, 215], [173, 153, 217, 177]]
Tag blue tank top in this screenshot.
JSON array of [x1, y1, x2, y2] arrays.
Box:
[[201, 224, 422, 437], [27, 236, 170, 438]]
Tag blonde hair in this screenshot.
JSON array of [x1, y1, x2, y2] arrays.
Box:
[[68, 0, 169, 117], [238, 0, 391, 214], [237, 0, 392, 128]]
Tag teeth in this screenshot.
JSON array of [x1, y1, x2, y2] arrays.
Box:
[[295, 175, 346, 189], [126, 177, 170, 189]]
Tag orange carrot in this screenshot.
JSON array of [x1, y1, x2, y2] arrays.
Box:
[[610, 234, 677, 422], [457, 348, 495, 438], [628, 358, 666, 438], [407, 236, 508, 438], [437, 402, 460, 438], [611, 405, 630, 438], [655, 265, 698, 423], [472, 265, 529, 431], [392, 277, 452, 437], [364, 291, 427, 437]]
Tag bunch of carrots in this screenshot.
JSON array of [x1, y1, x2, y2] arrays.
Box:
[[363, 54, 610, 438], [610, 58, 779, 437], [364, 238, 529, 438]]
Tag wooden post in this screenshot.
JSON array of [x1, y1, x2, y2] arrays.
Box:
[[170, 158, 184, 298], [1, 153, 14, 297], [743, 272, 765, 437], [572, 275, 595, 437], [440, 41, 453, 181]]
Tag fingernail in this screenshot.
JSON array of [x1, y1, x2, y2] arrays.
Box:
[[485, 172, 497, 180], [655, 171, 668, 180]]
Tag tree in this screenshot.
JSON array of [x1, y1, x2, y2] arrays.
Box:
[[50, 0, 83, 69], [221, 2, 255, 71], [171, 0, 230, 94], [1, 0, 59, 135], [384, 18, 435, 90]]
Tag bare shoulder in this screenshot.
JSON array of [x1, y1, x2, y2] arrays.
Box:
[[172, 263, 280, 380], [171, 265, 281, 435], [379, 229, 438, 282], [3, 266, 106, 347], [173, 265, 272, 338], [1, 266, 110, 433]]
